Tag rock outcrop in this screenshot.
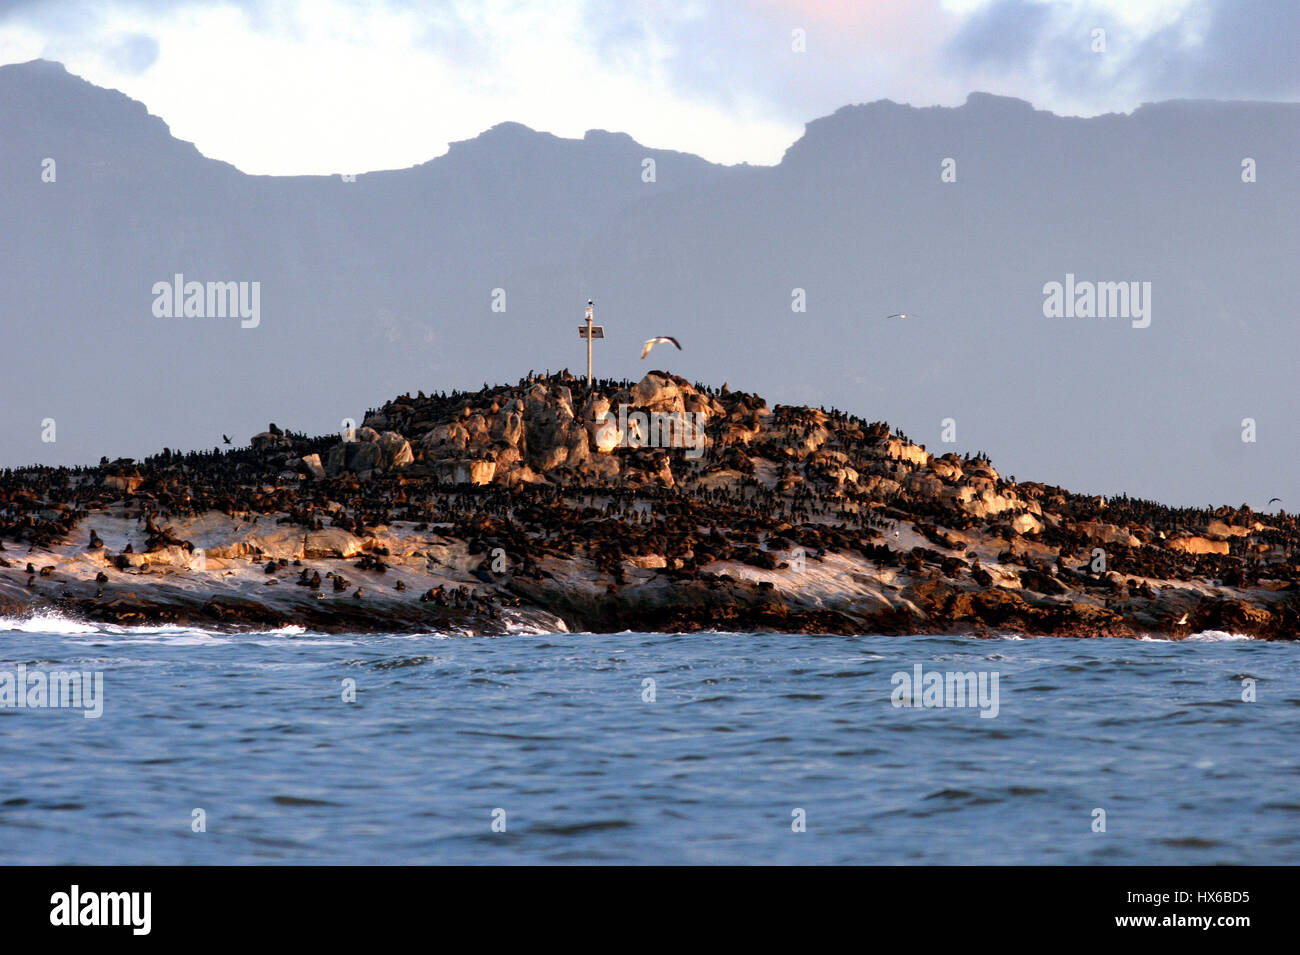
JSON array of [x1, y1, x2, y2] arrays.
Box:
[[1, 371, 1297, 639]]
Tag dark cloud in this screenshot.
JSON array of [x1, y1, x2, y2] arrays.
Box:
[[4, 0, 1295, 115], [580, 0, 897, 124], [945, 0, 1055, 68], [0, 0, 265, 76], [1138, 0, 1300, 99], [107, 32, 159, 73], [0, 0, 268, 26], [581, 2, 778, 110], [945, 0, 1299, 103]]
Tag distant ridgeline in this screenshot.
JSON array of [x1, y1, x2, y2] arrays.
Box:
[[3, 58, 1298, 508]]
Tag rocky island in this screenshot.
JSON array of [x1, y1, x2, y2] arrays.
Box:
[[2, 372, 1297, 639]]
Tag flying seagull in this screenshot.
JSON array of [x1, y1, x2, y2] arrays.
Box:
[[222, 434, 232, 445], [886, 313, 916, 320], [640, 336, 681, 360], [1268, 497, 1282, 505]]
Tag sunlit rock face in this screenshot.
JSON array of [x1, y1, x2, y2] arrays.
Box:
[[1167, 536, 1230, 556]]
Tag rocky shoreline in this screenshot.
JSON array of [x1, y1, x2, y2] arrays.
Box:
[[2, 372, 1297, 639]]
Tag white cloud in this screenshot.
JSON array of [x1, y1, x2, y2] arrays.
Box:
[[1, 0, 800, 172], [0, 0, 1290, 174]]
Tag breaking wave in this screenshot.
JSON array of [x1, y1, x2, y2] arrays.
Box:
[[0, 612, 319, 641], [0, 611, 98, 635], [1184, 629, 1253, 642]]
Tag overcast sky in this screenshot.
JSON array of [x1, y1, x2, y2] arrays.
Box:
[[2, 0, 1296, 174]]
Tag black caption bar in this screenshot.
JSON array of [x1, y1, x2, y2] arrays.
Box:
[[0, 865, 1278, 942]]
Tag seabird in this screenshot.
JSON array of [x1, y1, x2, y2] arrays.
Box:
[[222, 434, 232, 445], [886, 313, 915, 320], [1268, 497, 1282, 506], [640, 336, 681, 360]]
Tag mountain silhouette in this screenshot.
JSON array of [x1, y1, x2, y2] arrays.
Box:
[[1, 58, 1296, 508]]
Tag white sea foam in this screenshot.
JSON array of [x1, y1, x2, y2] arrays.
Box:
[[101, 623, 206, 636], [1, 614, 329, 643], [1140, 630, 1254, 643], [504, 620, 563, 636], [1184, 630, 1253, 642], [0, 612, 98, 634], [101, 633, 232, 646]]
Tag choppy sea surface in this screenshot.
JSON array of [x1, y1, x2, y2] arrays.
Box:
[[1, 613, 1297, 865]]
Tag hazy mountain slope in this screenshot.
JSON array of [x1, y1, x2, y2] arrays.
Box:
[[1, 59, 1296, 507]]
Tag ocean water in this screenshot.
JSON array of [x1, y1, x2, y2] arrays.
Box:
[[1, 614, 1297, 865]]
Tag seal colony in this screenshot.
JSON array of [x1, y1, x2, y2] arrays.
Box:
[[1, 371, 1297, 638]]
